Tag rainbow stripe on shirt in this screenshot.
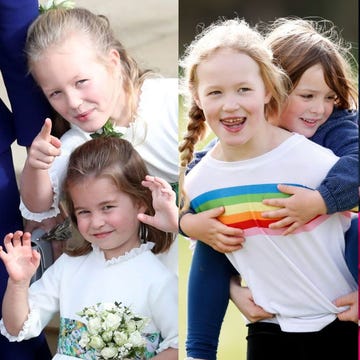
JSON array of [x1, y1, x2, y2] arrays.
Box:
[[190, 183, 306, 231]]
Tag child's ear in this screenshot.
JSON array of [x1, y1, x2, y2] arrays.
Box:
[[108, 48, 121, 68], [137, 202, 148, 215], [193, 93, 203, 110], [264, 89, 272, 105]]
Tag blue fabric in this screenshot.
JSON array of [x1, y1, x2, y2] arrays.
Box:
[[0, 0, 52, 358], [186, 241, 238, 359], [344, 217, 358, 282], [309, 108, 359, 213]]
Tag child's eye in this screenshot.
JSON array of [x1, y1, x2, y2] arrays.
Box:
[[238, 87, 250, 93], [76, 79, 88, 87], [208, 90, 221, 96], [326, 94, 337, 101], [300, 94, 313, 99], [48, 90, 61, 99], [102, 205, 115, 211], [76, 209, 90, 216]]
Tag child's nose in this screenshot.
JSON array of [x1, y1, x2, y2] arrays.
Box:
[[91, 214, 105, 228], [67, 93, 83, 111], [222, 95, 240, 112], [310, 99, 325, 114]]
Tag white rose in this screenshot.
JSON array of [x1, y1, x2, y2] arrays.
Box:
[[128, 331, 146, 347], [100, 345, 118, 359], [79, 332, 90, 348], [102, 330, 113, 342], [87, 317, 102, 335], [113, 330, 128, 346], [103, 313, 122, 331], [88, 335, 105, 350], [126, 320, 136, 333]]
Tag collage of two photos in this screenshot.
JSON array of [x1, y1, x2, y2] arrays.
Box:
[[0, 0, 358, 359]]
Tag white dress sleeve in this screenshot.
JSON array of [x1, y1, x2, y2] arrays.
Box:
[[20, 126, 91, 221], [0, 254, 65, 341]]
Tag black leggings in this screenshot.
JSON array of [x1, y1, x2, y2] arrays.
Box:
[[247, 319, 358, 360]]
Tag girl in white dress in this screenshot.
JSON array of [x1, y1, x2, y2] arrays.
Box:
[[19, 6, 178, 271], [0, 136, 178, 359]]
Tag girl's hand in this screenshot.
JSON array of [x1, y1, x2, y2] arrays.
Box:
[[230, 276, 274, 322], [137, 176, 178, 233], [334, 291, 358, 323], [261, 184, 327, 235], [27, 118, 62, 170], [0, 231, 41, 284], [180, 208, 244, 253]]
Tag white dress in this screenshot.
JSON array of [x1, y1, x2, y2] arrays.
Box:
[[20, 77, 179, 274], [0, 243, 178, 359]]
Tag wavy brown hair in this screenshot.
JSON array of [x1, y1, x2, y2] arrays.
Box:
[[264, 17, 358, 110], [63, 137, 174, 256]]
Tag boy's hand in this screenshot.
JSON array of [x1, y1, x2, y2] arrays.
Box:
[[262, 184, 327, 235], [27, 118, 62, 170], [180, 207, 245, 253], [0, 231, 40, 284]]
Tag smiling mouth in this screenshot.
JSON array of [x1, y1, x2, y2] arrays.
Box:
[[300, 117, 319, 124], [93, 231, 113, 238], [76, 109, 93, 121], [221, 117, 247, 126]]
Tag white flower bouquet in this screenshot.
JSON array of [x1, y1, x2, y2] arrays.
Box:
[[77, 302, 149, 360]]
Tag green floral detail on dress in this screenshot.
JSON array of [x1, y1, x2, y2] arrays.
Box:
[[58, 318, 96, 359], [57, 317, 160, 359], [90, 120, 124, 139], [143, 332, 162, 358]]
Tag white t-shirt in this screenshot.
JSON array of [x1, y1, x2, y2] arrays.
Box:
[[185, 133, 356, 332]]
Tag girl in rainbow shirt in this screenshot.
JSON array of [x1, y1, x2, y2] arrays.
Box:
[[179, 18, 357, 360]]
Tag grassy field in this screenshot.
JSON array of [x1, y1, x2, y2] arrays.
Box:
[[179, 235, 248, 359]]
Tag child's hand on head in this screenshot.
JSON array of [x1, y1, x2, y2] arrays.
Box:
[[262, 184, 327, 235], [0, 231, 41, 284], [27, 118, 62, 170], [137, 175, 178, 232], [181, 208, 245, 253]]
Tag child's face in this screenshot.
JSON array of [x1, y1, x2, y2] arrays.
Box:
[[70, 176, 146, 260], [194, 48, 271, 155], [32, 34, 126, 133], [275, 64, 336, 138]]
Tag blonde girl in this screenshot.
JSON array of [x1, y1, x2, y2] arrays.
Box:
[[19, 7, 178, 270], [179, 18, 357, 360]]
